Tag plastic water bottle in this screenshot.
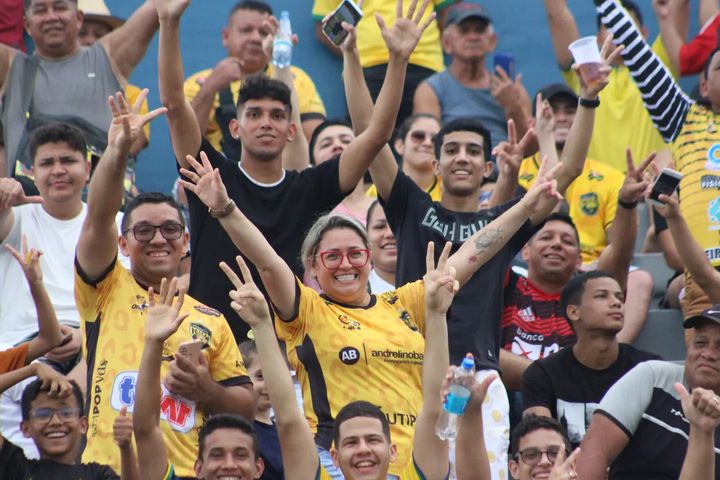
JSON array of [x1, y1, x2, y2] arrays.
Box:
[[435, 357, 476, 440], [272, 11, 293, 68]]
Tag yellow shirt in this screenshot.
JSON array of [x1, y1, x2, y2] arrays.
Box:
[[519, 156, 624, 264], [317, 456, 436, 479], [277, 280, 426, 476], [562, 37, 676, 172], [76, 261, 249, 478], [672, 103, 720, 266], [366, 175, 443, 202], [312, 0, 449, 71], [183, 65, 326, 152]]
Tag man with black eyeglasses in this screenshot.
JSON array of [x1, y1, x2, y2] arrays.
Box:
[[508, 414, 579, 480], [74, 91, 255, 479]]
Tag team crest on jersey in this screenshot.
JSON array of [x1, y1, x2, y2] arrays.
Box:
[[579, 193, 599, 216], [518, 307, 535, 323], [338, 314, 362, 331], [399, 310, 419, 332], [189, 322, 212, 347], [131, 295, 148, 313], [519, 172, 535, 184], [194, 305, 221, 317], [382, 291, 399, 305]]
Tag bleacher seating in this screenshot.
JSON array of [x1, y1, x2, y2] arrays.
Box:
[[632, 308, 686, 361]]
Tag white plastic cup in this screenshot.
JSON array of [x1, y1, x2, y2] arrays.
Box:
[[568, 36, 603, 84]]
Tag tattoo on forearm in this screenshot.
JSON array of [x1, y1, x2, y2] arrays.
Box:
[[470, 228, 503, 262]]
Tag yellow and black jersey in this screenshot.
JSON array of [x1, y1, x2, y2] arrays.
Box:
[[75, 259, 249, 478], [276, 279, 426, 476]]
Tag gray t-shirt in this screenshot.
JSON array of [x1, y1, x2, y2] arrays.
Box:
[[425, 69, 508, 150], [2, 43, 121, 174]]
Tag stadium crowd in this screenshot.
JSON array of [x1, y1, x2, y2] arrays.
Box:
[[0, 0, 720, 478]]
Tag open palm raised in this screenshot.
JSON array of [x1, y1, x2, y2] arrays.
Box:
[[377, 0, 436, 59]]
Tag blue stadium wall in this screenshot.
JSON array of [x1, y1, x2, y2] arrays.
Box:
[[106, 0, 696, 194]]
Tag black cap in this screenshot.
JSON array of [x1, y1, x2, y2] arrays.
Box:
[[684, 304, 720, 328], [533, 83, 578, 115], [444, 2, 492, 28]]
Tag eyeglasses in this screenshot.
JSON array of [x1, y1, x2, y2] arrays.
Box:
[[409, 130, 437, 144], [123, 223, 184, 242], [316, 249, 370, 269], [29, 407, 81, 424], [516, 446, 568, 466]]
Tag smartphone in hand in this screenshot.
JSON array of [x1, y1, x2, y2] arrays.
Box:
[[322, 0, 364, 46]]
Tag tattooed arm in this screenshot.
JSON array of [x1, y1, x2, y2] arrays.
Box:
[[447, 160, 561, 288]]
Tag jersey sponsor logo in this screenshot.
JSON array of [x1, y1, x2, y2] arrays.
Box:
[[579, 193, 599, 216], [131, 295, 148, 313], [339, 347, 360, 365], [706, 144, 720, 171], [370, 348, 423, 365], [194, 305, 221, 317], [89, 359, 109, 437], [700, 174, 720, 190], [587, 171, 605, 181], [385, 412, 417, 427], [708, 198, 720, 230], [420, 206, 490, 242], [111, 372, 197, 433], [518, 307, 535, 323], [705, 247, 720, 261], [338, 314, 362, 331], [190, 322, 212, 348]]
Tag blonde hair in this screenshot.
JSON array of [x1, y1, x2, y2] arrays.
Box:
[[300, 213, 369, 268]]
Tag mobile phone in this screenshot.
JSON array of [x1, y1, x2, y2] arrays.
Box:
[[493, 52, 515, 78], [648, 168, 682, 206], [322, 0, 363, 46], [178, 339, 203, 364]]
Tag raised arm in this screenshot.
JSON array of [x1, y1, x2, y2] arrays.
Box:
[[455, 374, 494, 480], [595, 0, 692, 143], [447, 159, 563, 288], [114, 407, 140, 480], [178, 153, 297, 318], [0, 178, 43, 241], [133, 278, 188, 480], [0, 43, 19, 98], [5, 243, 64, 362], [221, 256, 317, 480], [99, 0, 159, 84], [336, 0, 436, 192], [553, 38, 619, 198], [156, 0, 202, 168], [340, 22, 398, 200], [659, 192, 720, 301], [413, 242, 456, 479], [676, 383, 720, 480], [488, 119, 535, 208], [653, 0, 686, 75], [76, 91, 165, 280], [262, 18, 310, 172], [596, 150, 654, 291], [543, 0, 581, 69], [700, 0, 719, 25]]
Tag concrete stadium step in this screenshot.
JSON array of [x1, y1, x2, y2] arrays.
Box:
[[632, 308, 686, 361], [632, 252, 675, 298]]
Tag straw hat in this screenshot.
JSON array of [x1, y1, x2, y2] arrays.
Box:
[[79, 0, 125, 31]]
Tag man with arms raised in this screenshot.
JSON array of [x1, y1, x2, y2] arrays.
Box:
[[74, 92, 254, 478], [158, 0, 434, 339], [0, 0, 160, 178]]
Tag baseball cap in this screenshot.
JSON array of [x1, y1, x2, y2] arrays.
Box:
[[79, 0, 125, 31], [533, 83, 578, 115], [684, 304, 720, 328], [444, 2, 492, 28]]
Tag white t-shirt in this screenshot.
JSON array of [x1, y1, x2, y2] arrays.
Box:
[[368, 269, 394, 294], [0, 203, 127, 349]]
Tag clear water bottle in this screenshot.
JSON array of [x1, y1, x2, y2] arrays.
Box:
[[436, 356, 476, 441], [272, 11, 293, 68]]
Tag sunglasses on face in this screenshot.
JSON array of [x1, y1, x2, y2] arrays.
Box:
[[123, 223, 184, 242], [409, 130, 437, 144]]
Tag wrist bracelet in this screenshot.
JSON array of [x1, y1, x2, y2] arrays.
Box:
[[578, 97, 600, 108], [209, 199, 236, 218], [618, 198, 638, 209]]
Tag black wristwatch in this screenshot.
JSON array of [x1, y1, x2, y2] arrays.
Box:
[[579, 97, 600, 109]]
